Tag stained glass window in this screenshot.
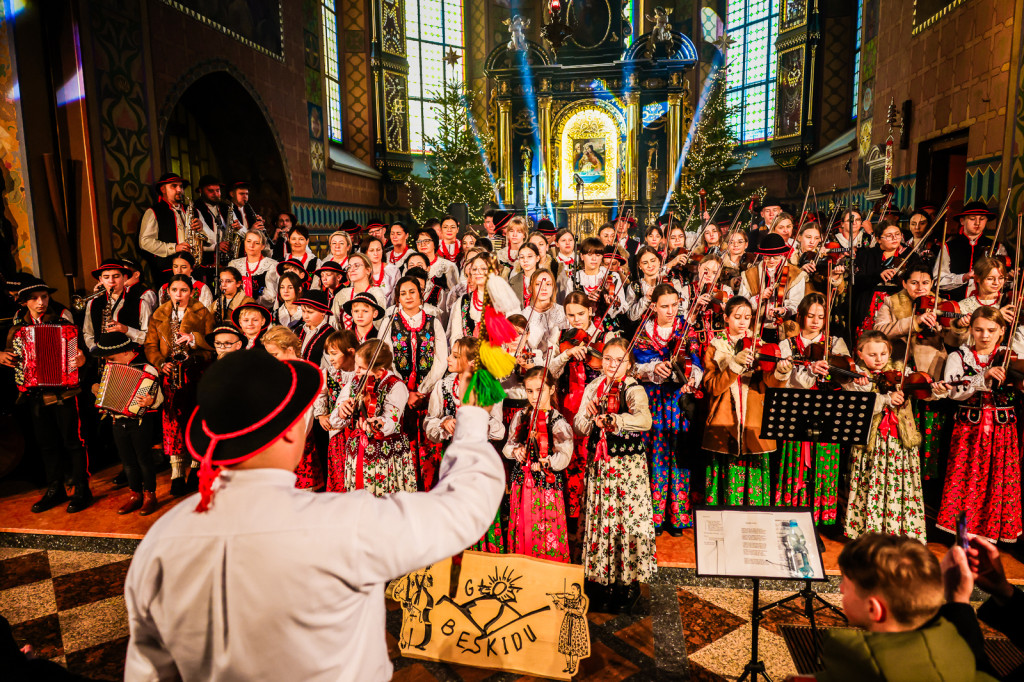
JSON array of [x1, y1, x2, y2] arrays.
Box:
[[852, 0, 863, 119], [724, 0, 779, 144], [407, 0, 465, 153], [321, 0, 343, 143]]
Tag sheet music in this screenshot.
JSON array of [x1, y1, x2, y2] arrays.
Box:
[[694, 509, 825, 580]]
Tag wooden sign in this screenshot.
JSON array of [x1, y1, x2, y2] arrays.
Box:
[[391, 551, 590, 680]]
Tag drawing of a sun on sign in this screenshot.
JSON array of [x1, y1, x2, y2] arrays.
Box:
[[574, 138, 606, 184], [393, 552, 590, 680]]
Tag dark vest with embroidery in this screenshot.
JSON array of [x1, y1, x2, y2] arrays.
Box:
[[390, 311, 437, 390], [459, 295, 477, 337], [509, 410, 567, 490]]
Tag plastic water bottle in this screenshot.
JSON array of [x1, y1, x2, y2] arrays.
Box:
[[783, 520, 812, 578]]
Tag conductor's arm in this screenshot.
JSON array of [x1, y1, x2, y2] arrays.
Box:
[[351, 405, 506, 586]]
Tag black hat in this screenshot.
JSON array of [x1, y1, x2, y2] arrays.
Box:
[[656, 213, 678, 228], [955, 201, 996, 219], [197, 175, 221, 190], [755, 233, 790, 256], [5, 271, 30, 293], [601, 245, 626, 263], [229, 180, 250, 191], [92, 331, 138, 357], [119, 257, 141, 273], [492, 210, 513, 231], [340, 219, 362, 235], [366, 220, 387, 233], [276, 259, 311, 282], [761, 196, 784, 210], [155, 172, 189, 188], [231, 302, 273, 330], [17, 277, 56, 300], [315, 260, 345, 276], [91, 258, 133, 279], [297, 289, 332, 315], [536, 218, 556, 235], [205, 322, 246, 347], [342, 291, 384, 319], [186, 350, 323, 511]]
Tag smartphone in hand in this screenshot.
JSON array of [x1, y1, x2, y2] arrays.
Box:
[[956, 511, 969, 553]]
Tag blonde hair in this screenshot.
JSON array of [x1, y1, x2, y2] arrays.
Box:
[[506, 216, 529, 239], [261, 325, 301, 355]]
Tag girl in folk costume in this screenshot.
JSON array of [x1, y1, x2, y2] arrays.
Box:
[[231, 302, 272, 350], [633, 284, 703, 534], [852, 222, 907, 337], [738, 233, 806, 343], [361, 236, 400, 302], [145, 274, 214, 497], [496, 215, 528, 271], [680, 256, 733, 355], [213, 267, 254, 323], [953, 257, 1016, 323], [776, 293, 851, 525], [311, 261, 345, 302], [342, 292, 384, 343], [528, 230, 556, 276], [159, 253, 214, 310], [447, 253, 519, 343], [841, 330, 928, 541], [508, 242, 541, 308], [440, 247, 484, 317], [937, 307, 1022, 543], [702, 296, 793, 506], [553, 228, 578, 285], [686, 221, 722, 262], [333, 340, 416, 496], [273, 272, 306, 331], [548, 293, 603, 525], [319, 230, 353, 288], [720, 230, 752, 293], [523, 269, 565, 352], [331, 253, 386, 328], [383, 276, 449, 490], [575, 338, 655, 614], [792, 224, 848, 298], [316, 330, 358, 492], [565, 237, 629, 329], [415, 229, 461, 293], [260, 325, 325, 490], [503, 366, 573, 562], [387, 222, 413, 270], [437, 214, 463, 266], [627, 247, 668, 322], [228, 230, 279, 309]]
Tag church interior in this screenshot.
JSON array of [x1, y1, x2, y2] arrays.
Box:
[[2, 0, 1024, 680]]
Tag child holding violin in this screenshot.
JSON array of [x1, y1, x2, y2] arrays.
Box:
[[681, 256, 733, 353], [702, 296, 793, 506], [574, 337, 655, 614], [936, 306, 1021, 544], [776, 293, 852, 526], [738, 233, 806, 344], [633, 284, 703, 534], [953, 257, 1016, 325], [503, 366, 573, 562], [842, 330, 932, 542]]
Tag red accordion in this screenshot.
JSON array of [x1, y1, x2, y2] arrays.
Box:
[[97, 363, 157, 417], [12, 323, 79, 390]]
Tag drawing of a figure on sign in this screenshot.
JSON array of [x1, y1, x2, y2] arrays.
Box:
[[574, 139, 605, 184], [549, 582, 589, 673]]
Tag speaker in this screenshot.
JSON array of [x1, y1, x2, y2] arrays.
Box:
[[447, 202, 470, 228]]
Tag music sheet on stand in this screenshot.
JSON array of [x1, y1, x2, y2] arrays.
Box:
[[695, 509, 825, 580]]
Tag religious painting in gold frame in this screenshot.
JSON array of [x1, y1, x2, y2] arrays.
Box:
[[780, 0, 808, 32], [774, 46, 805, 140], [554, 102, 623, 202]]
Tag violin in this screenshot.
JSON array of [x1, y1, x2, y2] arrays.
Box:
[[819, 242, 851, 264], [734, 337, 785, 373], [800, 343, 866, 383], [989, 349, 1024, 390], [874, 370, 971, 400], [558, 327, 604, 371], [913, 295, 962, 329]]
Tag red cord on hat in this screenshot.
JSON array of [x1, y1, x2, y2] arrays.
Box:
[[194, 435, 222, 513]]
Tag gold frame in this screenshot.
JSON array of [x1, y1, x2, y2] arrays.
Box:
[[552, 101, 624, 202], [773, 45, 805, 141], [780, 0, 809, 32]]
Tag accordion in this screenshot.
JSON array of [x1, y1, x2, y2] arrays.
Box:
[[97, 363, 157, 417], [12, 323, 79, 390]]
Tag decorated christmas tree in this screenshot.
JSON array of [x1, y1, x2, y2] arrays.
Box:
[[408, 80, 495, 226], [672, 68, 762, 230]]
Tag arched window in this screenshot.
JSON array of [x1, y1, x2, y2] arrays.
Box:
[[321, 0, 343, 143], [406, 0, 465, 153], [724, 0, 779, 144]]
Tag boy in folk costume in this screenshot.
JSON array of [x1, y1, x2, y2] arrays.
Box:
[[738, 233, 806, 344], [231, 302, 272, 350], [503, 366, 573, 562], [83, 258, 152, 353], [0, 278, 90, 513], [632, 283, 703, 535], [316, 329, 358, 492], [206, 322, 246, 359], [333, 340, 416, 496], [702, 296, 793, 506]]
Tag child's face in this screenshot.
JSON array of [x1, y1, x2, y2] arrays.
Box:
[[803, 303, 825, 335], [970, 316, 1002, 349], [25, 292, 49, 317], [354, 356, 368, 379], [565, 303, 590, 330], [653, 293, 679, 325], [301, 306, 325, 327], [726, 305, 752, 335], [325, 346, 347, 370], [213, 333, 242, 358], [350, 302, 375, 328], [168, 282, 191, 306], [319, 271, 339, 290], [447, 344, 468, 374], [219, 274, 239, 295], [237, 311, 262, 337], [581, 252, 602, 272], [857, 340, 890, 371], [524, 375, 550, 409], [265, 343, 298, 361], [602, 346, 628, 380]]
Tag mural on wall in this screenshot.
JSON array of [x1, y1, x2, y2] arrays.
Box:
[[0, 0, 37, 273], [160, 0, 284, 59], [303, 0, 326, 197]]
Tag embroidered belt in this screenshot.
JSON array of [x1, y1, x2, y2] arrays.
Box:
[[956, 405, 1016, 425]]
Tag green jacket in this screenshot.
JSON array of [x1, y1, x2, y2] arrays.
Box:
[[814, 617, 998, 682]]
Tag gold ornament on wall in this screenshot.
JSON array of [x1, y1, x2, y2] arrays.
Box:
[[554, 104, 623, 202]]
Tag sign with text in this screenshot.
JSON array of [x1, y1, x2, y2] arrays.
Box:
[[391, 552, 590, 680]]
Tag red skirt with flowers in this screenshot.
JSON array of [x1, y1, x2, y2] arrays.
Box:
[[295, 430, 324, 490]]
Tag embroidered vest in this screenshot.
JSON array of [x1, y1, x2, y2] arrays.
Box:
[[390, 311, 436, 391]]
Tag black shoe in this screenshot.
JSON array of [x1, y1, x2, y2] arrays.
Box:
[[169, 477, 187, 497], [185, 469, 200, 493], [584, 580, 609, 613], [31, 483, 68, 513], [621, 582, 642, 615], [66, 489, 93, 514], [112, 471, 128, 489], [655, 526, 665, 537], [666, 526, 684, 537]]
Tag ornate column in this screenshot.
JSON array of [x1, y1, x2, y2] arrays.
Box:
[[538, 95, 552, 207], [498, 99, 513, 206], [666, 91, 683, 195], [623, 91, 640, 201]]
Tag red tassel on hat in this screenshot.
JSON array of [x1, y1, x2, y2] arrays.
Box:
[[484, 305, 517, 344], [194, 438, 221, 513]]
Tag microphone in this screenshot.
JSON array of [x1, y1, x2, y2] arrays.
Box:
[[573, 173, 584, 187]]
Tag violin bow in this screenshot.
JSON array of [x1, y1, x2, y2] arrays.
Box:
[[929, 201, 952, 318], [987, 191, 1013, 258], [893, 188, 956, 273], [523, 347, 555, 455], [349, 305, 400, 419], [794, 185, 813, 235]]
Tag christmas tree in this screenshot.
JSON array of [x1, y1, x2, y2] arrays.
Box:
[[672, 68, 762, 230], [408, 80, 495, 226]]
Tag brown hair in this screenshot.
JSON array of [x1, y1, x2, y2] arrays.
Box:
[[856, 329, 892, 352], [563, 291, 593, 313], [355, 339, 393, 371], [838, 533, 944, 626], [523, 365, 555, 388], [796, 292, 826, 327], [972, 256, 1006, 282], [602, 336, 635, 369], [261, 325, 301, 355], [453, 336, 480, 371], [970, 304, 1008, 330], [324, 328, 358, 354], [506, 313, 528, 331], [528, 268, 556, 301]]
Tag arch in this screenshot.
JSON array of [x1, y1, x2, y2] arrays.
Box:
[[157, 63, 292, 210], [552, 101, 624, 202]]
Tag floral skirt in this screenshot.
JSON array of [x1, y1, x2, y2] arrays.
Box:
[[705, 451, 771, 506], [582, 446, 656, 585], [845, 434, 925, 542], [326, 432, 347, 492], [509, 477, 569, 562], [937, 410, 1022, 543], [915, 402, 946, 480], [343, 433, 417, 497], [405, 408, 443, 491], [775, 441, 840, 525], [295, 430, 324, 490], [470, 509, 505, 553]]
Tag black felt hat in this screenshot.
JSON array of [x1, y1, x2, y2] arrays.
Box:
[[341, 219, 363, 235], [536, 218, 556, 235], [315, 260, 345, 276], [297, 289, 332, 315], [601, 245, 626, 263], [205, 322, 246, 347], [155, 172, 189, 188], [197, 175, 221, 190], [755, 233, 791, 256], [955, 201, 996, 219], [229, 180, 250, 191], [761, 196, 785, 210], [91, 258, 133, 279], [492, 210, 514, 231], [276, 259, 311, 282], [186, 350, 323, 511], [342, 291, 384, 319], [17, 277, 56, 300], [366, 220, 387, 233], [92, 332, 138, 357], [231, 302, 273, 330]]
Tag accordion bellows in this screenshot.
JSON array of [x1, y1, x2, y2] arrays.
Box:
[[13, 323, 79, 389], [98, 363, 158, 417]]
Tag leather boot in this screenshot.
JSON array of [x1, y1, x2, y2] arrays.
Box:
[[169, 477, 187, 497], [117, 492, 143, 515], [66, 487, 93, 514], [185, 468, 200, 493], [138, 491, 159, 516], [31, 483, 68, 513]]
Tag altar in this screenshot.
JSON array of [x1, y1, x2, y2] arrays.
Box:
[[484, 8, 698, 232]]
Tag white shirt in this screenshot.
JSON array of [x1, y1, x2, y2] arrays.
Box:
[[425, 374, 505, 442], [228, 256, 279, 310], [82, 290, 153, 351], [124, 406, 505, 682]]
